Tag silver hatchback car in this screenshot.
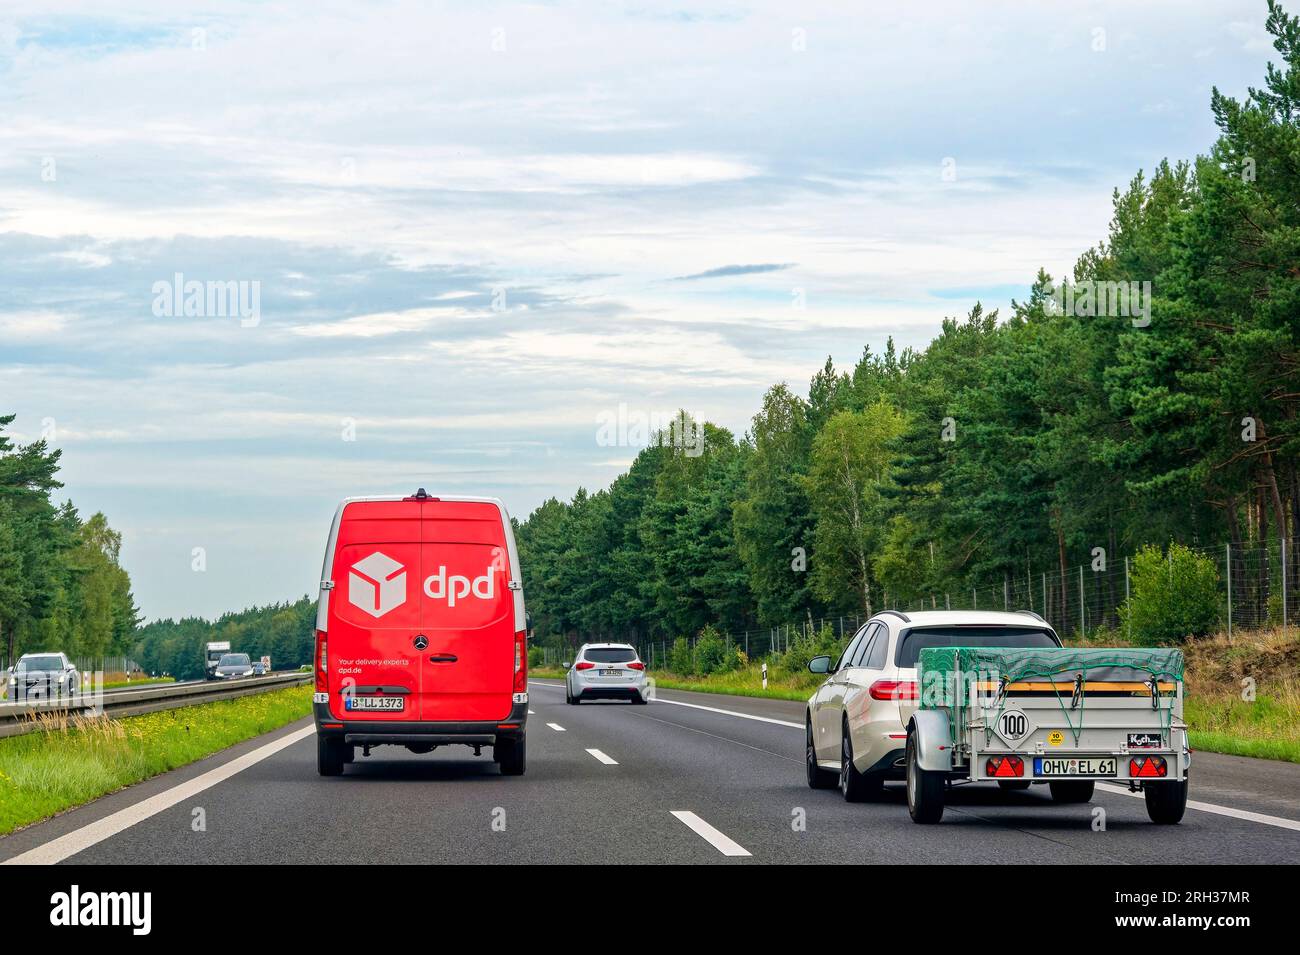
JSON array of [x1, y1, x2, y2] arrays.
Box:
[[564, 643, 648, 704]]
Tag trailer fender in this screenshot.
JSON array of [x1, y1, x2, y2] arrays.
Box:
[[908, 710, 953, 772]]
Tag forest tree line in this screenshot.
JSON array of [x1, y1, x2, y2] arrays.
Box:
[[133, 597, 316, 680], [515, 2, 1300, 651], [0, 415, 139, 668]]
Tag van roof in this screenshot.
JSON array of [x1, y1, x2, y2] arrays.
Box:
[[338, 493, 507, 507]]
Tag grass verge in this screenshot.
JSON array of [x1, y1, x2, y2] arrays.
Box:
[[99, 676, 176, 691], [0, 684, 311, 836]]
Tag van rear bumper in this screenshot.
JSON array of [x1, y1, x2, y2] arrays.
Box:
[[313, 699, 527, 745]]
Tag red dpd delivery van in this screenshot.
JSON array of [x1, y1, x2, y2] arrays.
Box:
[[312, 489, 529, 776]]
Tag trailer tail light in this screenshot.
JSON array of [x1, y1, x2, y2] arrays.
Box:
[[1130, 756, 1167, 778], [574, 661, 595, 670], [628, 661, 645, 670], [514, 631, 527, 693], [869, 679, 919, 701], [315, 631, 328, 692], [986, 756, 1024, 778]]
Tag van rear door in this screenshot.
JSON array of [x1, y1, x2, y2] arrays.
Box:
[[418, 500, 516, 722], [326, 500, 423, 722]]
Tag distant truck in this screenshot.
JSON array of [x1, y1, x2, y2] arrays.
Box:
[[204, 641, 232, 680]]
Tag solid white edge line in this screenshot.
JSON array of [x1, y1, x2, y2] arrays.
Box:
[[670, 810, 751, 857], [546, 722, 566, 732], [530, 680, 1296, 834], [586, 748, 618, 765], [1096, 782, 1300, 832], [4, 724, 315, 865]]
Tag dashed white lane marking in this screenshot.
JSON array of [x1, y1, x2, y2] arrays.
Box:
[[586, 748, 618, 765], [670, 810, 751, 857], [527, 710, 535, 715], [3, 724, 315, 866], [1097, 783, 1300, 832], [546, 722, 566, 732]]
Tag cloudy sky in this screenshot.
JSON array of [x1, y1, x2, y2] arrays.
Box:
[[0, 0, 1279, 621]]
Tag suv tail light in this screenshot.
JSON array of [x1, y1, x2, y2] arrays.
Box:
[[514, 631, 527, 693], [986, 755, 1024, 777], [628, 661, 645, 670], [314, 631, 328, 692], [574, 661, 595, 670], [869, 679, 918, 701]]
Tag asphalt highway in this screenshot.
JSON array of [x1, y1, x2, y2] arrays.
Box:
[[2, 680, 1297, 864]]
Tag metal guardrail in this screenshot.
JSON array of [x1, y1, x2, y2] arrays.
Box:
[[0, 672, 312, 739]]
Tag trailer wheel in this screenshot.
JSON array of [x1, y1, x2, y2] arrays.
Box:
[[905, 730, 945, 823], [1144, 778, 1188, 824], [1048, 780, 1095, 803], [317, 736, 345, 777]]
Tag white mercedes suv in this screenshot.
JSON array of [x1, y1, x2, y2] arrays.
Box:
[[564, 643, 648, 704], [806, 610, 1062, 800]]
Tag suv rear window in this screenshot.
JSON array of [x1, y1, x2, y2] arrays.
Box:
[[583, 648, 636, 663], [895, 626, 1059, 668]]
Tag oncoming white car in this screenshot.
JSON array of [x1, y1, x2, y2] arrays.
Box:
[[806, 610, 1062, 800], [564, 643, 648, 704]]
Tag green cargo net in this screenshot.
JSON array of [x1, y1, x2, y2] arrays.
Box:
[[917, 646, 1185, 746]]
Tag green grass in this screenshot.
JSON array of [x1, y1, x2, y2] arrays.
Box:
[[1185, 690, 1300, 763], [532, 663, 815, 702], [649, 674, 811, 702], [0, 684, 311, 836], [100, 676, 175, 690]]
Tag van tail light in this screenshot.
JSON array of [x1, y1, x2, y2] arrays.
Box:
[[514, 631, 527, 693], [1130, 756, 1167, 778], [574, 662, 595, 670], [314, 631, 328, 692], [869, 679, 918, 701], [986, 756, 1024, 778], [628, 661, 645, 671]]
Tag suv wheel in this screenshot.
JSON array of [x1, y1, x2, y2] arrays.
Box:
[[806, 718, 837, 789], [840, 720, 881, 802], [1048, 780, 1095, 803]]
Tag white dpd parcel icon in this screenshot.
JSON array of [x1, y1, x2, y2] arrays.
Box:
[[348, 552, 408, 618]]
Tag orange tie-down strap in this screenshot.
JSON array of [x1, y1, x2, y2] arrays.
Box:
[[974, 681, 1178, 694]]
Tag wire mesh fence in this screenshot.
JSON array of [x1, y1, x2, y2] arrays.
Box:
[[537, 539, 1294, 667]]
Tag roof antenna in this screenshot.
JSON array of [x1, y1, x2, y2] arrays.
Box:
[[413, 487, 429, 500]]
